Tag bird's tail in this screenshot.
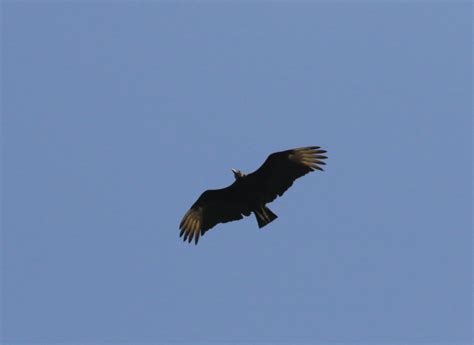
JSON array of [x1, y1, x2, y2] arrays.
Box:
[[254, 206, 278, 228]]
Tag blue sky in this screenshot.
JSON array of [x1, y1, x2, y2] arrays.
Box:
[[2, 1, 471, 344]]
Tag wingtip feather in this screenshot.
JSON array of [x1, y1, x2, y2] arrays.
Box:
[[179, 208, 203, 245]]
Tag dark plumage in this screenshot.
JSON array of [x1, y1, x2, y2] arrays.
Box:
[[179, 146, 327, 244]]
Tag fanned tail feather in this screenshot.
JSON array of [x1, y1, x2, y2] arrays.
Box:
[[254, 206, 278, 228]]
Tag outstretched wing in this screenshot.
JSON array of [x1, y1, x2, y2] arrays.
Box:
[[247, 146, 327, 203], [179, 184, 251, 245]]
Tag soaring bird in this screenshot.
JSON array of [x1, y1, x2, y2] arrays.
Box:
[[179, 146, 327, 244]]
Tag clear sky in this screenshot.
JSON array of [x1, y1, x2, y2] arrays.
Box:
[[2, 1, 471, 345]]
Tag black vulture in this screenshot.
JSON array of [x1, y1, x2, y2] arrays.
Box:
[[179, 146, 327, 244]]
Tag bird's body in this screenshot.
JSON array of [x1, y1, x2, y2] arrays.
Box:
[[179, 146, 327, 244]]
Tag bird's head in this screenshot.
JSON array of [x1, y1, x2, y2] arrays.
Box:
[[231, 168, 246, 180]]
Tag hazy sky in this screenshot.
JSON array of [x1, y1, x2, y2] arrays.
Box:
[[2, 1, 471, 345]]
